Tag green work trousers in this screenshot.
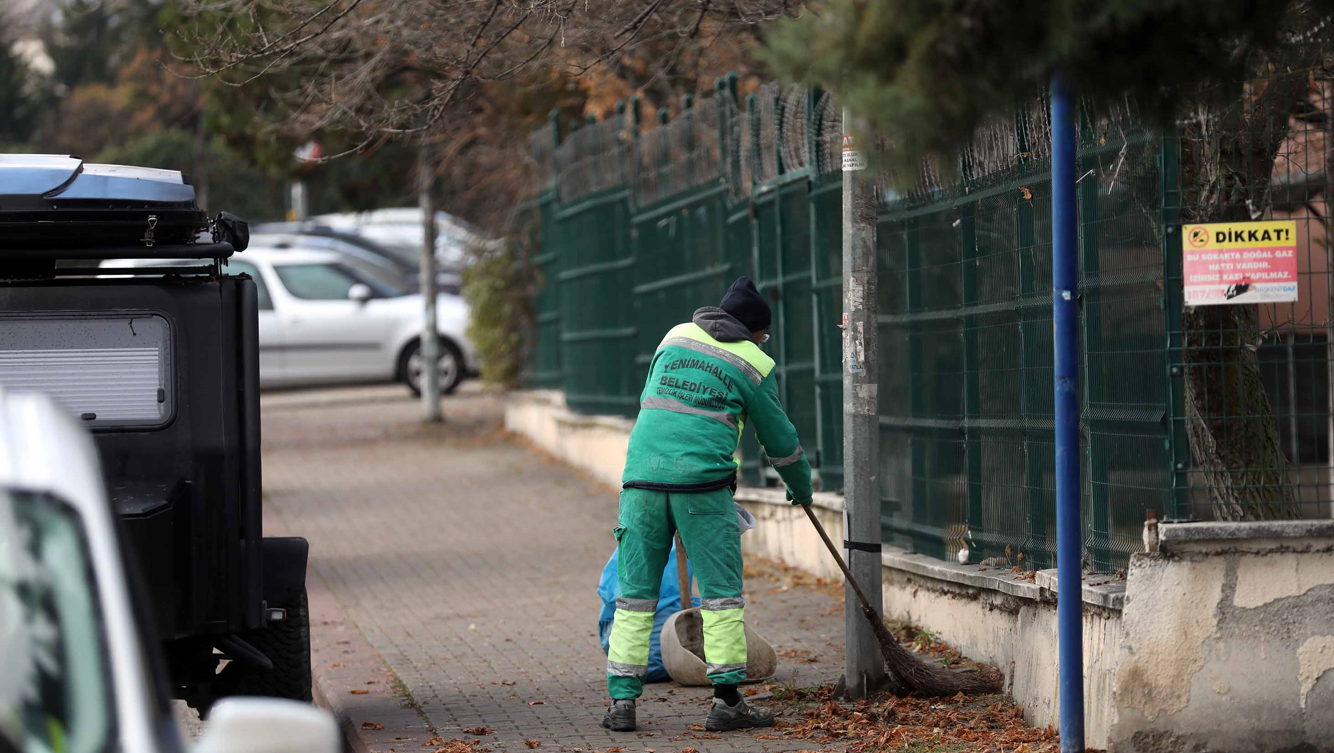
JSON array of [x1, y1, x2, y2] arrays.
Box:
[[606, 487, 747, 700]]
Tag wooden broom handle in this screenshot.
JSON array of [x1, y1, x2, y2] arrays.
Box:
[[802, 505, 877, 614], [675, 533, 691, 611]]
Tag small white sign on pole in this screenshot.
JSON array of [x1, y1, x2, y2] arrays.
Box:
[[841, 134, 866, 172]]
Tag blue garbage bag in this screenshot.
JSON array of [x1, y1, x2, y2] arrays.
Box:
[[597, 541, 700, 683]]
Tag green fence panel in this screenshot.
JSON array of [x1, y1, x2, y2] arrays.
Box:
[[529, 193, 563, 388], [810, 176, 844, 493], [736, 200, 768, 483], [631, 185, 735, 392], [558, 189, 639, 417], [1079, 129, 1173, 570], [750, 177, 822, 486]]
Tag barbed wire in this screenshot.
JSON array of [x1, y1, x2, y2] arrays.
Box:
[[553, 113, 632, 205], [540, 80, 1163, 209], [636, 96, 725, 207]]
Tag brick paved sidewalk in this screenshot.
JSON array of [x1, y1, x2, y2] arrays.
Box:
[[260, 386, 846, 753]]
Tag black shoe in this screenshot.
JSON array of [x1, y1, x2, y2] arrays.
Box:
[[601, 699, 637, 732], [704, 697, 775, 731]]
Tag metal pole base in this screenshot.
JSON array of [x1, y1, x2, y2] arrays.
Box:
[[834, 670, 899, 701]]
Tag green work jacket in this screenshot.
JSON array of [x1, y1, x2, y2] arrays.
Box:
[[621, 307, 814, 502]]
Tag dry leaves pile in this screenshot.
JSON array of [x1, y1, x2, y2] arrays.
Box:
[[462, 727, 494, 736], [772, 688, 1060, 753], [424, 738, 489, 753], [361, 721, 385, 731]]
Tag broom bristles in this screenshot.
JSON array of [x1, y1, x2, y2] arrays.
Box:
[[863, 604, 1000, 696]]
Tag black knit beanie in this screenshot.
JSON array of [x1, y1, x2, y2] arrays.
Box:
[[720, 276, 771, 333]]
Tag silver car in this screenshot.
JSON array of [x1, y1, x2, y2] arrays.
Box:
[[102, 247, 477, 394]]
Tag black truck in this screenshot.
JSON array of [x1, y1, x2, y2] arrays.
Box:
[[0, 154, 312, 713]]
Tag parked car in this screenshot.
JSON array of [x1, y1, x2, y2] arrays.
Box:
[[0, 386, 341, 752], [308, 208, 484, 269], [252, 231, 416, 290], [0, 154, 313, 715], [248, 221, 463, 295], [103, 246, 477, 395]]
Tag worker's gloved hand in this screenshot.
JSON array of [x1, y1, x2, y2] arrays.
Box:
[[785, 490, 813, 507]]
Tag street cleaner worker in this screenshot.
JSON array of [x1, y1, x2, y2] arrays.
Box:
[[602, 276, 814, 733]]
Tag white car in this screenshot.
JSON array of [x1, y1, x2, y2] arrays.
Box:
[[308, 208, 482, 269], [0, 387, 341, 753], [103, 247, 477, 394]]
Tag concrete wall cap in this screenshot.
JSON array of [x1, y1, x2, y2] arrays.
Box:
[[733, 486, 844, 513], [1160, 519, 1334, 543], [879, 547, 1125, 611], [553, 410, 636, 432], [509, 389, 567, 406]]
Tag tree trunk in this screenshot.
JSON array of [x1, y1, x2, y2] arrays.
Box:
[[1176, 70, 1310, 521]]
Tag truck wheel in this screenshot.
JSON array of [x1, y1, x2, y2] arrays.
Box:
[[217, 589, 313, 703]]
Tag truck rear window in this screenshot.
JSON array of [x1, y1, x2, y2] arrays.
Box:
[[0, 315, 172, 429]]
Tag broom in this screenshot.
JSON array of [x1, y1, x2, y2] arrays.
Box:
[[801, 506, 1000, 696]]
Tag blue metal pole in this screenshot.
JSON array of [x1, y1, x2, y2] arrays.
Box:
[[1050, 71, 1085, 753]]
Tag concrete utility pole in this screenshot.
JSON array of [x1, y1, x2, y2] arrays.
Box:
[[418, 141, 442, 422], [839, 111, 887, 699]]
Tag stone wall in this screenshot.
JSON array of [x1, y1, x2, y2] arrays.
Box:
[[1109, 521, 1334, 753]]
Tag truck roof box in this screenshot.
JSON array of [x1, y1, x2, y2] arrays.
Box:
[[0, 154, 216, 254]]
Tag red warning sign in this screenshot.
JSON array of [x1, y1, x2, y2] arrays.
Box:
[[1181, 221, 1298, 306]]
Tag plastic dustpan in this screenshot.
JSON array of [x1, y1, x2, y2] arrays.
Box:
[[660, 533, 777, 686]]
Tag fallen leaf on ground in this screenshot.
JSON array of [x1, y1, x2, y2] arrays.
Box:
[[330, 663, 344, 668], [462, 727, 493, 736], [501, 680, 517, 686], [361, 722, 385, 731], [526, 701, 545, 706], [431, 741, 490, 753], [524, 740, 541, 749], [681, 748, 698, 753], [606, 748, 624, 752], [687, 725, 705, 732], [366, 680, 381, 684], [350, 689, 370, 695], [776, 648, 819, 664], [754, 735, 784, 740]]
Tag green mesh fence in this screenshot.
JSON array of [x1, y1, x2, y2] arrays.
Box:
[[525, 71, 1334, 572]]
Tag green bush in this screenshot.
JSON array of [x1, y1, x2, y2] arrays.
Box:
[[462, 233, 537, 390]]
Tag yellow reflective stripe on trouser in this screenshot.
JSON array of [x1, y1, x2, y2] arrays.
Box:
[[700, 600, 747, 677], [607, 607, 655, 677]]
